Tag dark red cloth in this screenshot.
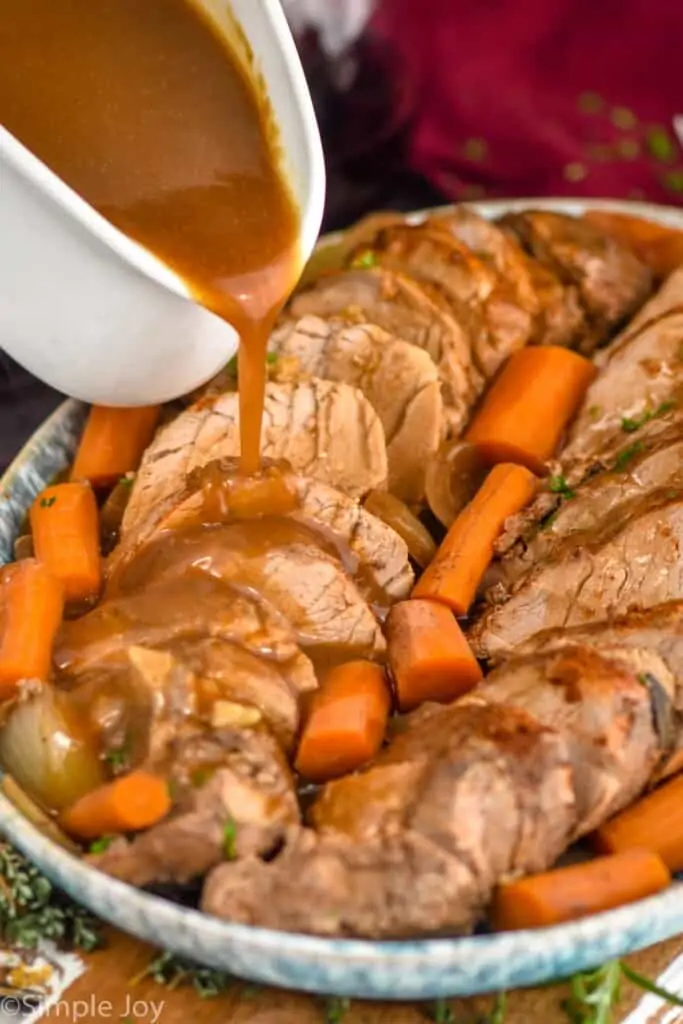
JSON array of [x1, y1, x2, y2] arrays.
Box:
[[372, 0, 683, 205]]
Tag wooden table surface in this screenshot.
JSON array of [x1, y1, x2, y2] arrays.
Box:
[[16, 928, 681, 1024]]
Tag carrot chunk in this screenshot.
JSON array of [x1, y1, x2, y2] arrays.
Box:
[[492, 849, 670, 931], [593, 775, 683, 872], [59, 770, 171, 840], [71, 404, 160, 488], [387, 599, 482, 711], [0, 560, 64, 696], [295, 660, 391, 782], [465, 347, 598, 474], [413, 463, 537, 615], [30, 483, 102, 602]]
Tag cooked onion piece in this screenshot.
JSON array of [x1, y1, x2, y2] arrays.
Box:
[[0, 685, 104, 811], [425, 440, 489, 528], [1, 775, 80, 852], [364, 490, 436, 567]]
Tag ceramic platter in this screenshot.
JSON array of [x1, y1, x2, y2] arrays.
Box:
[[2, 199, 683, 1001]]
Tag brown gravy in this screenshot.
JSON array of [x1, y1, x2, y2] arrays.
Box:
[[0, 0, 300, 474]]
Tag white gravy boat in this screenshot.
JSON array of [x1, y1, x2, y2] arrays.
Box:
[[0, 0, 325, 406]]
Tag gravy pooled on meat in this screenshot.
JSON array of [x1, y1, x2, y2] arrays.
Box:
[[0, 0, 300, 474]]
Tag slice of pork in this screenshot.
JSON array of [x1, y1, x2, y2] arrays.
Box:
[[54, 577, 317, 751], [351, 220, 533, 381], [559, 268, 683, 479], [89, 726, 298, 887], [270, 316, 442, 503], [470, 492, 683, 662], [513, 602, 683, 779], [118, 379, 387, 562], [108, 522, 387, 660], [501, 210, 653, 351], [202, 703, 575, 937], [473, 645, 661, 835], [289, 267, 480, 434], [498, 429, 683, 589], [112, 463, 413, 609], [433, 207, 539, 319]]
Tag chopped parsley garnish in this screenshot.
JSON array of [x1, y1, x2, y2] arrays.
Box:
[[89, 835, 116, 854], [119, 474, 135, 489], [350, 250, 377, 270], [104, 744, 130, 771], [548, 475, 576, 499], [588, 405, 602, 420], [614, 440, 645, 472], [620, 400, 675, 434], [266, 351, 278, 365], [39, 495, 56, 508], [222, 819, 238, 861]]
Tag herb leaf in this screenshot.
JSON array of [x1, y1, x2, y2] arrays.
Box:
[[350, 250, 377, 270], [222, 819, 238, 861], [104, 744, 130, 772], [621, 401, 675, 434], [562, 961, 621, 1024], [89, 835, 116, 854], [489, 992, 507, 1024], [0, 841, 102, 952], [548, 475, 576, 499], [132, 950, 234, 998], [614, 441, 645, 472], [39, 495, 56, 508], [621, 962, 683, 1006]]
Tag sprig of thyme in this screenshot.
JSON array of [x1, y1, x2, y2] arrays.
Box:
[[562, 959, 683, 1023], [0, 842, 102, 952], [131, 950, 236, 999]]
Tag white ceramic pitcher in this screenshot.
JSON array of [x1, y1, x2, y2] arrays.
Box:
[[0, 0, 325, 406]]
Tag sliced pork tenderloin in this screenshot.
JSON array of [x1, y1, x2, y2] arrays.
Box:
[[493, 269, 683, 560], [117, 379, 388, 563], [501, 210, 653, 352], [289, 266, 480, 435], [108, 521, 388, 660], [470, 490, 683, 662], [88, 725, 298, 887], [348, 220, 533, 381], [269, 316, 442, 503], [202, 703, 575, 937], [433, 206, 540, 321], [54, 576, 317, 752], [498, 429, 683, 590], [513, 602, 683, 779], [472, 645, 662, 836], [542, 265, 683, 479], [111, 461, 413, 612]]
